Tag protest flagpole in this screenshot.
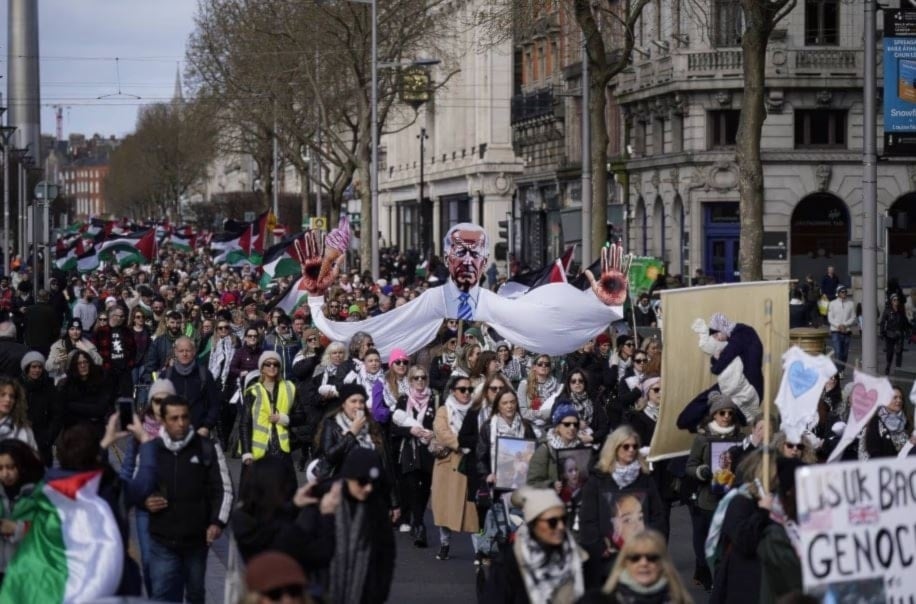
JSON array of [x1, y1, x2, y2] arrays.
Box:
[[762, 298, 773, 492]]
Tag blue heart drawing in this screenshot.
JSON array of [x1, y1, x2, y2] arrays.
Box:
[[787, 361, 818, 398]]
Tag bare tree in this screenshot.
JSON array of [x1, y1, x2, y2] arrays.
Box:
[[185, 0, 458, 270], [735, 0, 795, 280], [104, 100, 216, 220]]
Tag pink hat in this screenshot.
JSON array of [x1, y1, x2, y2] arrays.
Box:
[[389, 348, 409, 364]]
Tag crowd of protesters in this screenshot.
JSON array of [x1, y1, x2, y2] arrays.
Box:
[[0, 244, 911, 603]]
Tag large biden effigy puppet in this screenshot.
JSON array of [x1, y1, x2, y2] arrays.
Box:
[[299, 219, 626, 357]]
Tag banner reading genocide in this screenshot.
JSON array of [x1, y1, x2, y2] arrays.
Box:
[[796, 456, 916, 602]]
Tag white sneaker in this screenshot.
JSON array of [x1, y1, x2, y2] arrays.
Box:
[[399, 523, 412, 533]]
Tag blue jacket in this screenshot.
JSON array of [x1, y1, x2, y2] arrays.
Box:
[[118, 439, 159, 508]]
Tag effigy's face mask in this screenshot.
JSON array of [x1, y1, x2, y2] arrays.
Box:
[[447, 230, 487, 291]]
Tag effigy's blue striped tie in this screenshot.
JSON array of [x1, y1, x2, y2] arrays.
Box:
[[457, 292, 473, 321]]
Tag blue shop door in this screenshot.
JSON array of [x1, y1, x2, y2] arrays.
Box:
[[704, 203, 740, 283]]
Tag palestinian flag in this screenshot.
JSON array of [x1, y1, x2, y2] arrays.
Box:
[[77, 243, 101, 273], [0, 471, 123, 603], [98, 229, 156, 262], [167, 231, 196, 252], [55, 239, 84, 271], [498, 245, 575, 299], [260, 232, 306, 288], [210, 230, 250, 267], [269, 276, 309, 315]]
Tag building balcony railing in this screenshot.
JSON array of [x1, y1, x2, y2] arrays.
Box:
[[511, 88, 555, 124], [616, 47, 864, 95]]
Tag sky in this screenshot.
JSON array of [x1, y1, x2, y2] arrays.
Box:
[[1, 0, 198, 139]]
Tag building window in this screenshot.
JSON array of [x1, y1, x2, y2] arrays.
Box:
[[805, 0, 839, 46], [653, 117, 666, 155], [707, 110, 740, 149], [794, 110, 846, 148], [711, 0, 743, 47]]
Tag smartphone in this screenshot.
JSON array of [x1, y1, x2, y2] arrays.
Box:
[[117, 397, 134, 431]]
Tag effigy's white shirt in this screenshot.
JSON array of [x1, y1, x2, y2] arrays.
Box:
[[309, 281, 622, 357]]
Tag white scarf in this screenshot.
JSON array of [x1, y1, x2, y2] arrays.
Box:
[[208, 336, 235, 387], [643, 402, 660, 423], [612, 460, 642, 489], [383, 376, 410, 411], [514, 522, 585, 603], [159, 425, 195, 452], [444, 395, 472, 436], [707, 421, 736, 437], [0, 417, 16, 441], [335, 411, 375, 449]]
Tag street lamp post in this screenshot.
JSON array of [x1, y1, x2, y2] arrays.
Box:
[[0, 120, 16, 277]]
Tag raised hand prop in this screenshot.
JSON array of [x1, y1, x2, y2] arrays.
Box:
[[297, 215, 350, 295], [585, 244, 631, 306]]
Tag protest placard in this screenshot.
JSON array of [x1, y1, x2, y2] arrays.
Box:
[[796, 456, 916, 601]]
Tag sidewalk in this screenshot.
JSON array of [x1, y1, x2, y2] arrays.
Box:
[[842, 334, 916, 389]]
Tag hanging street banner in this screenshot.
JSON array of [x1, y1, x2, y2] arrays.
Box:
[[796, 456, 916, 601], [884, 9, 916, 156]]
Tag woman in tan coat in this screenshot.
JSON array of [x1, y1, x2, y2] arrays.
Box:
[[430, 374, 479, 561]]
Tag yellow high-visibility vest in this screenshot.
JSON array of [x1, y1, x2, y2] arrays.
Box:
[[247, 380, 295, 459]]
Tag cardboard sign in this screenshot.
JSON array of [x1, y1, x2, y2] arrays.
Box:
[[796, 456, 916, 600]]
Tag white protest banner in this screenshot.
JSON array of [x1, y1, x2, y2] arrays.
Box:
[[826, 370, 894, 463], [796, 456, 916, 601]]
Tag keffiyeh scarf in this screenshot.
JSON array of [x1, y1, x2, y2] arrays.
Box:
[[546, 428, 581, 451], [336, 411, 375, 449], [878, 406, 909, 451], [328, 496, 371, 604], [643, 402, 660, 423], [568, 390, 594, 427], [514, 522, 585, 603], [444, 395, 472, 436], [612, 460, 642, 489]]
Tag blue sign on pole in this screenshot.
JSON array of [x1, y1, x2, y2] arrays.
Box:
[[884, 9, 916, 155]]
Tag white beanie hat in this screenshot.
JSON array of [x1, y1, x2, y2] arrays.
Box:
[[510, 487, 565, 523], [149, 379, 177, 400]]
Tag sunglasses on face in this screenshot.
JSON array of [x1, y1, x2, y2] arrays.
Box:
[[785, 442, 806, 451], [453, 386, 472, 394], [634, 358, 647, 364], [570, 378, 585, 384], [356, 476, 374, 487], [392, 360, 408, 366], [559, 421, 579, 429], [539, 516, 565, 529], [262, 362, 280, 368], [217, 325, 229, 330], [624, 341, 635, 347], [716, 410, 734, 417], [650, 387, 661, 393], [536, 361, 551, 368], [411, 375, 428, 381], [626, 552, 661, 564], [246, 334, 258, 339], [619, 443, 638, 451], [150, 396, 167, 405], [263, 584, 305, 600], [307, 336, 319, 342], [488, 385, 504, 393]]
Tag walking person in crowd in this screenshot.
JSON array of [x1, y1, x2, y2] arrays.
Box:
[[390, 365, 438, 548], [518, 354, 563, 435], [130, 308, 153, 399], [46, 318, 103, 384], [579, 425, 665, 588], [0, 440, 46, 584], [95, 304, 138, 397], [239, 351, 297, 488], [142, 395, 233, 603], [561, 369, 609, 447], [58, 349, 115, 442], [0, 377, 37, 451], [162, 337, 221, 439], [429, 328, 459, 394], [431, 375, 478, 561], [685, 392, 743, 591], [17, 352, 61, 466], [861, 386, 911, 459], [526, 402, 584, 490], [579, 529, 693, 604], [372, 347, 410, 424], [880, 293, 909, 375], [482, 487, 587, 603], [827, 285, 856, 375]]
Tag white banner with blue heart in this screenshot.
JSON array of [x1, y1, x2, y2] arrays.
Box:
[[774, 346, 837, 444]]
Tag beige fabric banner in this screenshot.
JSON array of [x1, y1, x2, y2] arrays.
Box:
[[648, 281, 791, 461]]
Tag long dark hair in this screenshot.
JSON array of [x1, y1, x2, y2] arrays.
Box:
[[0, 439, 44, 487], [66, 350, 103, 384]]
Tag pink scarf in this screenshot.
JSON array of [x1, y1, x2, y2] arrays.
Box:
[[407, 386, 431, 418], [142, 415, 161, 438]]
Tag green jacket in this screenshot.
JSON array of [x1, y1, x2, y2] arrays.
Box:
[[526, 443, 558, 489], [686, 428, 741, 511]]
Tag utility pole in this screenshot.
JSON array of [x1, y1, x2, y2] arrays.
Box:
[[417, 127, 428, 256], [862, 0, 878, 374], [581, 33, 592, 268]]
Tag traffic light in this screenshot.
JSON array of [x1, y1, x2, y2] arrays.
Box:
[[496, 219, 510, 261]]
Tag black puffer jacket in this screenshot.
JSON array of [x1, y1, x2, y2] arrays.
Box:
[[19, 371, 63, 456], [58, 373, 115, 432]]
